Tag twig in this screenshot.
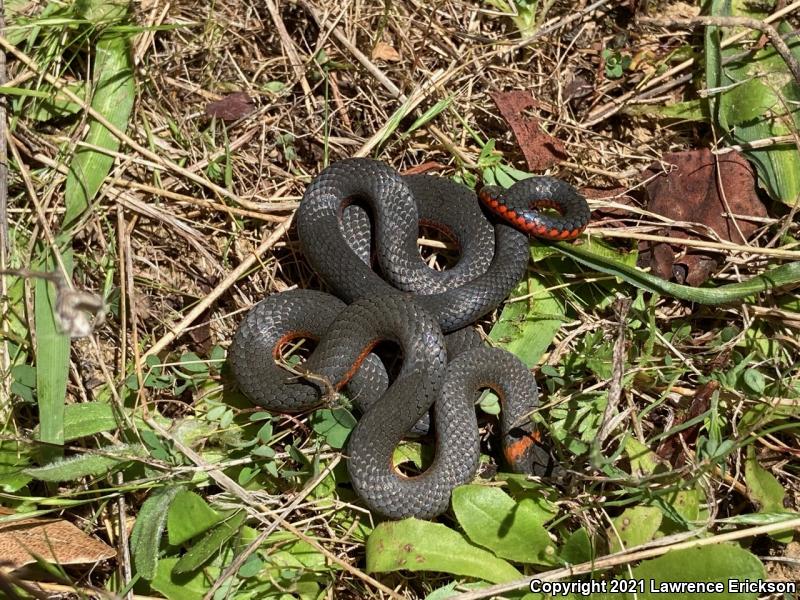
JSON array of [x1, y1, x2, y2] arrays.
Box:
[[584, 0, 800, 125], [508, 0, 617, 52], [204, 455, 343, 600], [297, 0, 476, 166], [143, 417, 404, 600], [639, 15, 800, 85], [0, 34, 252, 208], [592, 297, 631, 454], [592, 229, 800, 260], [453, 516, 800, 599], [0, 0, 9, 425], [264, 0, 316, 116], [142, 216, 293, 358], [116, 472, 133, 600]]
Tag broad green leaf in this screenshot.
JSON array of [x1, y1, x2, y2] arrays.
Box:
[[24, 443, 145, 481], [177, 352, 208, 374], [452, 485, 557, 565], [745, 446, 786, 513], [624, 437, 666, 477], [598, 544, 765, 599], [131, 485, 183, 580], [489, 276, 565, 368], [665, 488, 699, 524], [77, 0, 128, 21], [425, 582, 459, 600], [151, 557, 215, 600], [366, 518, 521, 583], [559, 528, 594, 565], [310, 408, 356, 449], [34, 249, 72, 460], [61, 402, 132, 441], [172, 511, 246, 575], [0, 440, 32, 492], [167, 490, 223, 545], [705, 3, 800, 205], [63, 30, 135, 227], [392, 441, 425, 469], [742, 369, 765, 395], [607, 506, 662, 553], [745, 446, 793, 542]]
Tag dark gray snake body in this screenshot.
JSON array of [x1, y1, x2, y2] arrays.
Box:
[[229, 158, 588, 519]]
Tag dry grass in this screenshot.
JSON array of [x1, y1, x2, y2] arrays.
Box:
[[3, 0, 800, 597]]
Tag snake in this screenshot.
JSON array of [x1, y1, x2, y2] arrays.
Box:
[[229, 158, 591, 519]]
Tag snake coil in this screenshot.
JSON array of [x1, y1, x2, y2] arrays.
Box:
[[230, 158, 590, 519]]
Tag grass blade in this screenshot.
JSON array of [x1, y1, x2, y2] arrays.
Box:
[[34, 249, 72, 460], [63, 30, 135, 227]]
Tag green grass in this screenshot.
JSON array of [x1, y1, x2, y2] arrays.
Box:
[[1, 0, 799, 598]]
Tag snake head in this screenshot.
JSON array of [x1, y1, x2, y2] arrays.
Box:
[[502, 426, 561, 477], [478, 184, 505, 204]]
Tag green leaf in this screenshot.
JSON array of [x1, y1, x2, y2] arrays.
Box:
[[172, 511, 247, 575], [366, 518, 521, 583], [559, 528, 594, 565], [452, 485, 557, 565], [11, 364, 35, 387], [745, 446, 786, 513], [624, 437, 666, 477], [705, 3, 800, 205], [263, 80, 286, 94], [177, 352, 208, 374], [77, 0, 128, 21], [11, 365, 35, 403], [310, 408, 356, 449], [720, 78, 776, 125], [600, 544, 765, 599], [131, 485, 184, 580], [27, 83, 85, 121], [151, 557, 215, 600], [24, 443, 145, 481], [607, 506, 662, 553], [406, 95, 454, 135], [167, 490, 223, 545], [62, 402, 130, 441], [745, 446, 792, 542], [0, 440, 32, 492], [742, 369, 766, 395], [665, 488, 699, 524], [489, 276, 565, 368], [392, 441, 425, 469], [63, 31, 135, 227], [34, 249, 72, 460]]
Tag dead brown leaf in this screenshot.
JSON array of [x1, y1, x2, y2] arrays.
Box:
[[205, 91, 255, 121], [0, 508, 115, 571], [400, 161, 448, 176], [490, 90, 567, 171], [641, 149, 768, 285], [371, 42, 401, 62]]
